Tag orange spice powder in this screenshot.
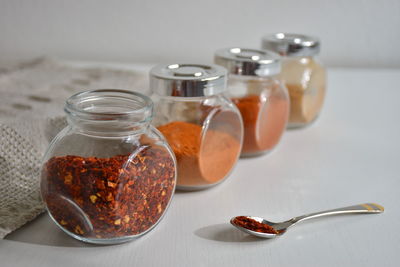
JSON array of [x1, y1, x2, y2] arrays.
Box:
[[232, 94, 289, 156], [157, 121, 241, 187]]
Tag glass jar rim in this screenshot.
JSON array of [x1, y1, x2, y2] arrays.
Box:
[[65, 89, 153, 122]]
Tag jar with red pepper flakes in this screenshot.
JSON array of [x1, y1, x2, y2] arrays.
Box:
[[40, 89, 176, 244]]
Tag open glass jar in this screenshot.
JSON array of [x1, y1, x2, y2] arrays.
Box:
[[215, 48, 289, 157], [40, 89, 176, 244], [150, 63, 243, 190], [262, 33, 326, 128]]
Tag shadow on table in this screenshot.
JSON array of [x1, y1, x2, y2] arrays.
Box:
[[5, 213, 102, 248], [194, 223, 271, 243]]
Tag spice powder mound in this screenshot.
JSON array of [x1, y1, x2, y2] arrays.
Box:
[[233, 216, 279, 234], [41, 146, 175, 239], [157, 121, 241, 186], [232, 94, 288, 155], [286, 84, 325, 124]]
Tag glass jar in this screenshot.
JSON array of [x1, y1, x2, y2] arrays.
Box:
[[215, 48, 289, 157], [262, 33, 327, 128], [150, 64, 243, 190], [40, 89, 176, 244]]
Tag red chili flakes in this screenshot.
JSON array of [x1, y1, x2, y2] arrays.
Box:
[[233, 216, 278, 234], [41, 146, 175, 239]]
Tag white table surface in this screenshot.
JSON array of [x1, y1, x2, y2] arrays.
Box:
[[1, 65, 399, 267]]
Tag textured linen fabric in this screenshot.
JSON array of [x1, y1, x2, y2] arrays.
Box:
[[0, 58, 147, 238]]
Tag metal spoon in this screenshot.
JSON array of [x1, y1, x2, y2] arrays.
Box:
[[231, 203, 384, 238]]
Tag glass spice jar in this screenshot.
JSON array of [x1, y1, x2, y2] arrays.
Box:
[[262, 33, 327, 128], [40, 89, 176, 244], [215, 48, 290, 157], [150, 63, 243, 190]]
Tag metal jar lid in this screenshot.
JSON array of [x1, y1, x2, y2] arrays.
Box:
[[150, 63, 227, 97], [214, 48, 281, 77], [262, 33, 320, 57]]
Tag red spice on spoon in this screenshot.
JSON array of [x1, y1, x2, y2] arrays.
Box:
[[232, 216, 278, 234]]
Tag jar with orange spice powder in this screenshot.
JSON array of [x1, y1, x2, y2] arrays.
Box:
[[150, 63, 243, 190], [215, 48, 289, 157]]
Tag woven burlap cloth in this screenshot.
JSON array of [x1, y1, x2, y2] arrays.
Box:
[[0, 58, 147, 238]]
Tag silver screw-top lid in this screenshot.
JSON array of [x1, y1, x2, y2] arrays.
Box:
[[214, 48, 281, 77], [150, 63, 227, 97], [262, 33, 320, 57]]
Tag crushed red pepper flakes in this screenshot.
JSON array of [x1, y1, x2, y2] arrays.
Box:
[[233, 216, 279, 234], [41, 146, 175, 239]]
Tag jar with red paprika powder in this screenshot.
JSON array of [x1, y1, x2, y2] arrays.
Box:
[[215, 48, 290, 157], [150, 64, 243, 190], [40, 89, 176, 244], [262, 33, 326, 128]]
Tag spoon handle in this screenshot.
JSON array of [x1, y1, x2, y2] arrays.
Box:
[[291, 203, 384, 224]]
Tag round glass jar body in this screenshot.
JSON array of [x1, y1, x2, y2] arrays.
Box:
[[40, 89, 176, 244], [262, 33, 326, 128], [280, 56, 326, 128], [215, 48, 289, 157], [150, 64, 243, 190], [228, 75, 289, 156]]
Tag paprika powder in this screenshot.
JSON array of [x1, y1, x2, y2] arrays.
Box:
[[232, 93, 289, 155], [157, 121, 241, 187], [150, 63, 243, 190]]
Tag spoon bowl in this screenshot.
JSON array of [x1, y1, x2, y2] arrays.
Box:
[[231, 203, 384, 239], [230, 216, 286, 238]]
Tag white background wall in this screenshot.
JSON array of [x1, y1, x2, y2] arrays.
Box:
[[0, 0, 399, 68]]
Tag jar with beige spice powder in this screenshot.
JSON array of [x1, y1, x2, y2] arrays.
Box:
[[262, 33, 326, 128]]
